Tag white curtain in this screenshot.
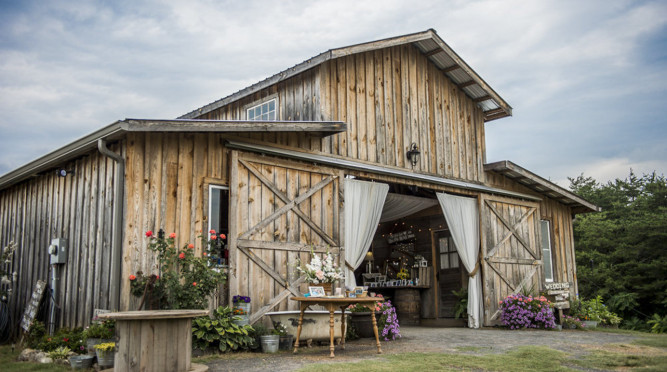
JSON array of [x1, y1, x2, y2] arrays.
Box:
[[344, 179, 389, 287], [436, 193, 484, 329], [380, 193, 438, 223]]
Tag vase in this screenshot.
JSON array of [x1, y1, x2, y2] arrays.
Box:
[[95, 349, 114, 368], [320, 282, 333, 295], [260, 335, 280, 353]]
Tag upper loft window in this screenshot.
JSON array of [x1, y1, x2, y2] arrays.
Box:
[[246, 98, 277, 121]]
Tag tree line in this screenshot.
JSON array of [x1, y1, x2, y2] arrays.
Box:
[[569, 170, 667, 330]]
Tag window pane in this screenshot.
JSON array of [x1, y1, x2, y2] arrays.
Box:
[[450, 253, 459, 268], [209, 187, 221, 233], [247, 109, 255, 120], [269, 100, 275, 111], [262, 103, 268, 114], [439, 238, 448, 253], [440, 254, 449, 269], [268, 111, 276, 120], [541, 220, 553, 281]]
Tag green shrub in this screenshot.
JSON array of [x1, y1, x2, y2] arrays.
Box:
[[38, 327, 85, 354], [47, 346, 71, 360], [647, 314, 667, 334], [570, 296, 621, 325], [84, 319, 115, 339], [26, 321, 46, 349], [192, 306, 254, 352]]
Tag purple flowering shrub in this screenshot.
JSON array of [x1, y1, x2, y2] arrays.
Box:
[[378, 299, 401, 341], [499, 294, 556, 330]]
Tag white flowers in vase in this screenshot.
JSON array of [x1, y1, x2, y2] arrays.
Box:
[[297, 249, 343, 284]]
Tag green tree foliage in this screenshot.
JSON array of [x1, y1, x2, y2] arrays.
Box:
[[569, 171, 667, 326]]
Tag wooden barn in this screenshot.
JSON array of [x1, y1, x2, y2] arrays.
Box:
[[0, 29, 598, 330]]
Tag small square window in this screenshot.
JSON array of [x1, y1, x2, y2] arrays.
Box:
[[247, 98, 277, 121]]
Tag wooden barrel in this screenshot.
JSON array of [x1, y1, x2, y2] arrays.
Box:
[[394, 289, 421, 326]]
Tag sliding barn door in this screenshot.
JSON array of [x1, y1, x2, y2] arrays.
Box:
[[229, 151, 342, 323], [480, 195, 543, 325]]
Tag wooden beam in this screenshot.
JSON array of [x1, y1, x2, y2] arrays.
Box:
[[424, 48, 442, 57], [458, 80, 477, 88], [122, 119, 346, 135], [249, 276, 305, 324], [443, 65, 461, 73], [237, 239, 333, 253], [473, 95, 492, 103]]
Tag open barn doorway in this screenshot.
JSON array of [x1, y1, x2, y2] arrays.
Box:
[[350, 180, 467, 327]]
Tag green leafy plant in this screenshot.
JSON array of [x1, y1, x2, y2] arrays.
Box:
[[26, 321, 46, 349], [271, 322, 288, 336], [191, 306, 254, 352], [83, 319, 115, 339], [561, 315, 585, 329], [129, 230, 227, 309], [452, 287, 468, 320], [47, 346, 71, 360], [570, 296, 620, 326], [647, 313, 667, 334], [37, 327, 86, 354]]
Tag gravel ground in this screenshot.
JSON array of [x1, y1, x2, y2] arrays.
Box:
[[204, 326, 641, 372]]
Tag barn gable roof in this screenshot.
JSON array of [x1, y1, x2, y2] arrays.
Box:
[[485, 160, 600, 213], [179, 29, 512, 122]]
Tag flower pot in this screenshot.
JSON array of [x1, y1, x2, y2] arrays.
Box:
[[582, 320, 598, 328], [232, 316, 249, 326], [234, 302, 251, 314], [86, 338, 114, 355], [350, 312, 375, 338], [69, 355, 95, 369], [95, 350, 114, 368], [260, 335, 279, 353], [279, 335, 293, 350]]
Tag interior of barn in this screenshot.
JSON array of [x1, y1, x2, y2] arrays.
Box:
[[352, 182, 468, 327]]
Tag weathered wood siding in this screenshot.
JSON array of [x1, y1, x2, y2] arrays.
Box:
[[121, 132, 229, 311], [195, 45, 487, 183], [321, 45, 487, 182], [485, 172, 578, 296], [0, 147, 119, 328]]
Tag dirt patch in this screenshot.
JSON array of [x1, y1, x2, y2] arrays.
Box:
[[203, 326, 642, 372]]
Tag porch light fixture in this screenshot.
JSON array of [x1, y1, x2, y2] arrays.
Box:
[[406, 143, 420, 166]]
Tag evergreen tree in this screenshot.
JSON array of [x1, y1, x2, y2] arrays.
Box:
[[569, 171, 667, 327]]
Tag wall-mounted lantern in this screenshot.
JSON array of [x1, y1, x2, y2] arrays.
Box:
[[406, 143, 420, 167]]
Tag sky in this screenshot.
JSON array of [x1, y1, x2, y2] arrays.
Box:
[[1, 0, 666, 187]]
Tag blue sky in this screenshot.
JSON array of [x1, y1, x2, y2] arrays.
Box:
[[1, 0, 666, 187]]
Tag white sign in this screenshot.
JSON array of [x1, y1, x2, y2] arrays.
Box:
[[544, 282, 570, 291]]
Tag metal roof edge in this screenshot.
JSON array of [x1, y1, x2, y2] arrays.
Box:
[[0, 121, 125, 190], [225, 139, 541, 202], [484, 160, 600, 213]]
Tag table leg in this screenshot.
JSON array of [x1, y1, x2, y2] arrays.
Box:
[[328, 306, 335, 358], [339, 306, 346, 350], [293, 304, 307, 353], [370, 309, 383, 354]]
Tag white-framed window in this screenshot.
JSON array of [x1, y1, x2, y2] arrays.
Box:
[[246, 98, 277, 121], [208, 185, 229, 235], [540, 220, 554, 282]]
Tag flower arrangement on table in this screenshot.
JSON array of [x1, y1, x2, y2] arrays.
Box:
[[498, 294, 556, 330], [129, 229, 227, 309], [296, 248, 343, 284], [346, 294, 401, 341]]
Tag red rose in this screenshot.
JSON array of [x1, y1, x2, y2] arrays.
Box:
[[129, 274, 136, 281], [209, 229, 216, 234], [193, 282, 197, 286], [219, 233, 226, 240], [211, 235, 217, 240], [188, 243, 194, 249], [156, 275, 159, 279], [169, 232, 176, 238], [203, 252, 207, 256], [145, 231, 153, 237], [179, 252, 185, 259], [63, 338, 69, 342]]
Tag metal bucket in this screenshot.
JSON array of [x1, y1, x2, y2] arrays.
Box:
[[260, 335, 279, 353], [69, 355, 95, 369]]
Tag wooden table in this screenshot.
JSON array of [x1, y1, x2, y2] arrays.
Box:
[[98, 309, 208, 372], [290, 297, 382, 358]]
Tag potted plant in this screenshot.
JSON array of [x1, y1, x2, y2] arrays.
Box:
[[452, 287, 468, 326], [232, 295, 251, 316], [232, 307, 249, 326], [272, 321, 293, 350], [93, 342, 115, 368], [253, 325, 279, 353], [83, 318, 115, 354], [296, 248, 343, 294]]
